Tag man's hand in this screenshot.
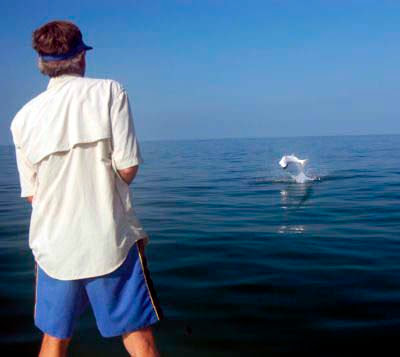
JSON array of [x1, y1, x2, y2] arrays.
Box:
[[26, 196, 33, 204], [137, 238, 146, 256], [117, 166, 139, 185]]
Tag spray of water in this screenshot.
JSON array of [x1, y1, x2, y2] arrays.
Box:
[[278, 155, 314, 183]]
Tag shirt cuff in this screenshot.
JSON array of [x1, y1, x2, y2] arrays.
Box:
[[20, 190, 35, 198], [114, 156, 144, 170]]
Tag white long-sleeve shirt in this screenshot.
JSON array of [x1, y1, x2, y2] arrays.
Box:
[[10, 74, 148, 280]]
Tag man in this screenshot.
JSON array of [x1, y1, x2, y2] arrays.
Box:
[[10, 20, 163, 357]]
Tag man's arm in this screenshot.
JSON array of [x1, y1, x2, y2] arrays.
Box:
[[117, 165, 139, 185], [13, 145, 37, 202], [110, 85, 144, 179]]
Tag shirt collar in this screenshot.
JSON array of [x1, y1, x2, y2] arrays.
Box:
[[47, 74, 82, 90]]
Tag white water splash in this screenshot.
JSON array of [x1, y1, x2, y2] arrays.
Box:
[[279, 154, 315, 183]]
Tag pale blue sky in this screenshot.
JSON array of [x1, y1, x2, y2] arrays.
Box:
[[1, 0, 399, 144]]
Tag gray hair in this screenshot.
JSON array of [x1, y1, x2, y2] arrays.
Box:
[[38, 51, 85, 78]]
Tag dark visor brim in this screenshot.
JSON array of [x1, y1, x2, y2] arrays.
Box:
[[40, 40, 93, 62]]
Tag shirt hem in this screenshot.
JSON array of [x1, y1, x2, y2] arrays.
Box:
[[34, 235, 149, 281]]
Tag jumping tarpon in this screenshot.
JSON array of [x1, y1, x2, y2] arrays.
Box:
[[279, 155, 308, 170]]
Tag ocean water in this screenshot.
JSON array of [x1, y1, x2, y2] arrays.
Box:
[[0, 135, 399, 356]]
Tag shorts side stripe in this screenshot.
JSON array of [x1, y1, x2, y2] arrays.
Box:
[[34, 262, 38, 319], [136, 241, 164, 321]]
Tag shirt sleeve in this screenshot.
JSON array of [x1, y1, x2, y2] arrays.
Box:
[[14, 145, 37, 197], [110, 88, 144, 170]]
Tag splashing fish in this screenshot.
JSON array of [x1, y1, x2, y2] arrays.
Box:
[[278, 155, 313, 183], [279, 155, 308, 169]]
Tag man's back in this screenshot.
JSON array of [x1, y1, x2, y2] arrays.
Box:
[[10, 74, 148, 280]]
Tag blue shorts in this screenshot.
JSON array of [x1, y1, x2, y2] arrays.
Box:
[[33, 239, 163, 339]]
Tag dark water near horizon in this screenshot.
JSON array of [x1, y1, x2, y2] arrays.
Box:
[[1, 135, 399, 356]]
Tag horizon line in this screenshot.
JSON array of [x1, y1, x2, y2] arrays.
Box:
[[136, 132, 400, 143], [1, 132, 399, 146]]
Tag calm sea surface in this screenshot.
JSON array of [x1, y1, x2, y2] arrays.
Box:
[[1, 135, 399, 356]]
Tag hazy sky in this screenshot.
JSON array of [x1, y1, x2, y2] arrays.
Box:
[[1, 0, 399, 144]]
